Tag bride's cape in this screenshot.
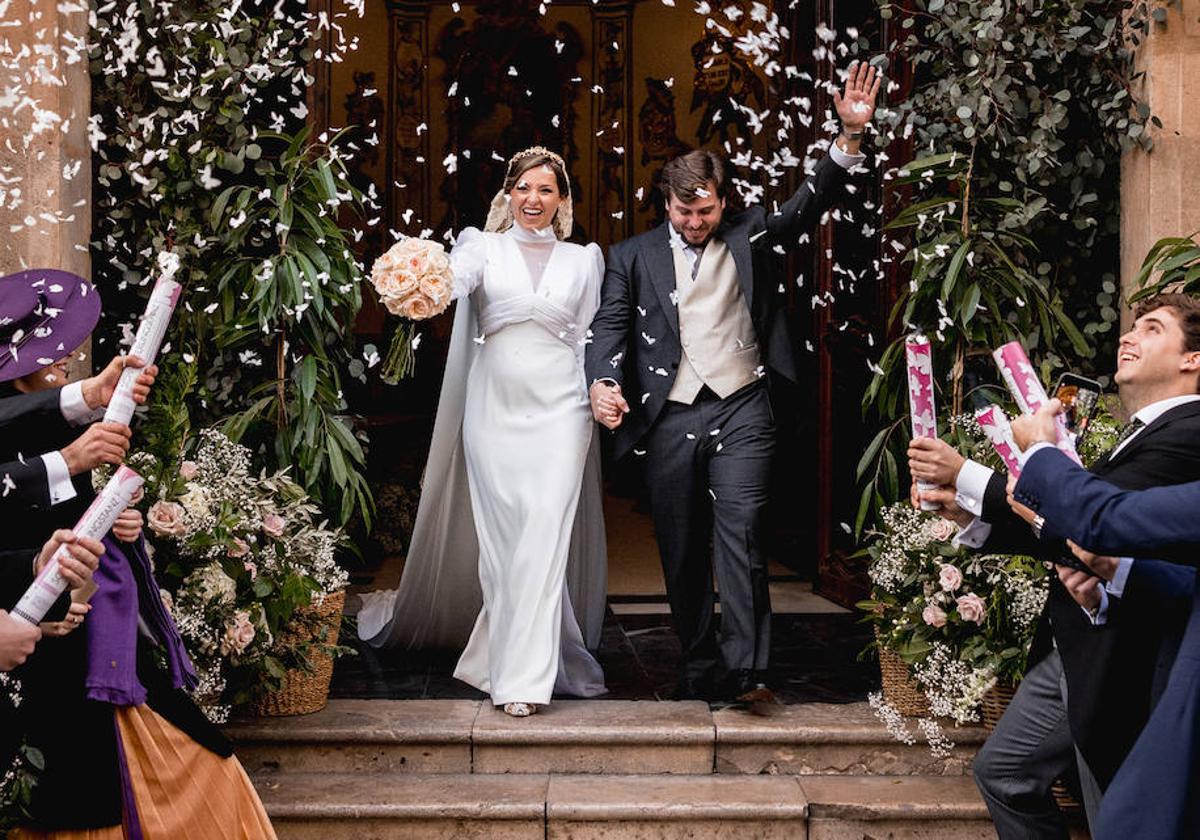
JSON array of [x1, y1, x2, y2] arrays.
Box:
[[355, 292, 609, 651]]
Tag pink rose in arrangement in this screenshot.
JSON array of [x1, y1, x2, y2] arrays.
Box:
[[261, 513, 287, 538], [227, 537, 250, 558], [220, 610, 256, 656], [956, 593, 987, 624], [370, 237, 454, 323], [387, 292, 437, 320], [179, 460, 199, 480], [922, 603, 948, 628], [147, 501, 188, 537], [938, 564, 964, 593], [159, 589, 174, 615], [929, 519, 956, 542], [243, 560, 258, 581]]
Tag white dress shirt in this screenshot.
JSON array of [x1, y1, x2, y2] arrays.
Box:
[[34, 382, 106, 506]]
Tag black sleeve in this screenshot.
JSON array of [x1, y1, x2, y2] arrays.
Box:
[[584, 241, 634, 390], [0, 455, 53, 513], [764, 154, 852, 245], [0, 389, 70, 440]]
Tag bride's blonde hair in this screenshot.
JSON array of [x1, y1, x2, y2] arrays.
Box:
[[484, 146, 574, 240]]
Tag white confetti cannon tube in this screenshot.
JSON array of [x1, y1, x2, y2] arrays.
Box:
[[975, 404, 1024, 478], [103, 277, 182, 426], [905, 334, 941, 511], [10, 466, 144, 625], [992, 341, 1082, 464]]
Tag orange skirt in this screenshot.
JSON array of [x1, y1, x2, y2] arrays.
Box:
[[12, 704, 275, 840]]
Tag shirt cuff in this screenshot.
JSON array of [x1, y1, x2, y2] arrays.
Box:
[[953, 516, 992, 549], [1084, 587, 1110, 626], [1019, 441, 1055, 466], [954, 459, 994, 517], [1106, 557, 1134, 599], [59, 382, 104, 426], [828, 139, 866, 170], [40, 451, 78, 505]]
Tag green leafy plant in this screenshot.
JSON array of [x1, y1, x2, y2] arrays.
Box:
[[1130, 234, 1200, 301], [204, 128, 373, 528]]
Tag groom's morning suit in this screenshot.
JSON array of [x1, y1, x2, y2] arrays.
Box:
[[961, 396, 1200, 837], [585, 151, 860, 689], [1014, 448, 1200, 840]]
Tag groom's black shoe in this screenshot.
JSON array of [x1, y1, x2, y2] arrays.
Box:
[[724, 669, 779, 706]]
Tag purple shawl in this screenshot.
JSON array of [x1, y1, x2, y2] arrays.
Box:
[[85, 535, 197, 705]]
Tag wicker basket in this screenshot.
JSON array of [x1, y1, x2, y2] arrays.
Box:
[[980, 681, 1081, 812], [981, 682, 1017, 731], [875, 632, 930, 716], [249, 589, 346, 717]]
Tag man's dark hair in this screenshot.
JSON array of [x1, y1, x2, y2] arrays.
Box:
[[1134, 293, 1200, 353], [660, 150, 727, 204]]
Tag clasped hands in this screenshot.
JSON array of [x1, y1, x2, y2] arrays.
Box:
[[589, 381, 630, 430]]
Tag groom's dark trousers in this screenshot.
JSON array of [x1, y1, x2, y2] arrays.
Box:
[[586, 154, 854, 685]]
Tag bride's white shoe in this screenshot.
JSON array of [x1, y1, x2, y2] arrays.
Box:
[[502, 702, 537, 717]]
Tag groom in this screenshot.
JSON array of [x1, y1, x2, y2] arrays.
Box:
[[585, 62, 880, 702]]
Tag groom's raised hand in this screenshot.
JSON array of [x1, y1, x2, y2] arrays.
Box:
[[589, 381, 629, 430], [833, 60, 881, 155]]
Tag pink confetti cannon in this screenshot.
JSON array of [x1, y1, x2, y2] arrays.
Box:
[[992, 341, 1081, 464], [905, 334, 941, 511], [11, 466, 144, 625], [104, 277, 183, 426], [975, 404, 1023, 478]]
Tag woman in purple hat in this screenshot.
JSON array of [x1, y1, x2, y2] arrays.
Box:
[[0, 269, 276, 839]]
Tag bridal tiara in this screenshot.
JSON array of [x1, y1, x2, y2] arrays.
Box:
[[508, 145, 566, 172]]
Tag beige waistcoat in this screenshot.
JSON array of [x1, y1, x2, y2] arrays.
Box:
[[667, 237, 762, 404]]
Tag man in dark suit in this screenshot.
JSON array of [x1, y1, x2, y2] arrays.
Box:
[[585, 62, 880, 701], [908, 293, 1200, 837], [1008, 425, 1200, 840]]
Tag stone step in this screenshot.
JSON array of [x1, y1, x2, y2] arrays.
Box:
[[254, 772, 994, 839], [227, 698, 986, 777]]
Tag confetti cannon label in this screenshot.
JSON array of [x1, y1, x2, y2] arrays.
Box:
[[11, 466, 144, 625], [905, 334, 941, 511], [992, 341, 1081, 464], [104, 277, 182, 426], [975, 404, 1023, 478]]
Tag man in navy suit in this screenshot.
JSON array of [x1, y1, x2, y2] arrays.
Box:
[[1011, 403, 1200, 840]]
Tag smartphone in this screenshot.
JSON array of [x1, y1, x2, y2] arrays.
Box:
[[1053, 373, 1103, 443]]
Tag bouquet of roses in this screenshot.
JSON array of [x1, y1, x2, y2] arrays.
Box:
[[370, 237, 454, 382]]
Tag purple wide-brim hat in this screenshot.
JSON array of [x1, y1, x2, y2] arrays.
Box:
[[0, 269, 102, 383]]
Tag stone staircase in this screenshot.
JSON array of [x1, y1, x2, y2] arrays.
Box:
[[228, 699, 996, 839]]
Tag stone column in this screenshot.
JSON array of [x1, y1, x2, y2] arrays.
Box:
[[0, 0, 91, 278], [0, 0, 92, 377], [1121, 0, 1200, 302]]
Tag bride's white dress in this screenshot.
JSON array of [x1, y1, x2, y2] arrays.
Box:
[[356, 223, 607, 705]]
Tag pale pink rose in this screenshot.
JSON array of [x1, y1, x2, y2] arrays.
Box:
[[220, 610, 256, 656], [938, 564, 964, 593], [956, 592, 987, 624], [227, 537, 250, 558], [389, 292, 436, 320], [243, 560, 258, 580], [261, 513, 287, 538], [147, 501, 188, 537], [929, 519, 956, 542], [922, 603, 948, 628], [159, 589, 174, 615], [179, 460, 198, 480]]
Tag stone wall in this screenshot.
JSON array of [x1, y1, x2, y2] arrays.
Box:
[[1121, 0, 1200, 305]]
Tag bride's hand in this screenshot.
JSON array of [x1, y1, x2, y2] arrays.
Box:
[[589, 382, 629, 430]]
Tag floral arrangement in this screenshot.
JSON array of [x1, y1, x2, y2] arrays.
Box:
[[369, 237, 455, 382], [126, 429, 349, 722], [860, 502, 1049, 725]]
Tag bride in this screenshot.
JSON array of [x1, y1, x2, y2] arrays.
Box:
[[356, 147, 608, 716]]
